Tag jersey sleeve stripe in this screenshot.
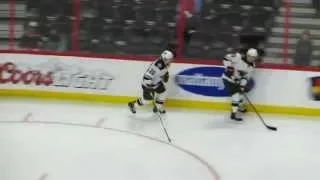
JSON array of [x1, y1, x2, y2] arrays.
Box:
[[143, 75, 152, 80], [223, 57, 231, 61]]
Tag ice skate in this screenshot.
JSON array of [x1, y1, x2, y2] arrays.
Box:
[[153, 106, 166, 114], [231, 112, 243, 121], [128, 101, 136, 114]]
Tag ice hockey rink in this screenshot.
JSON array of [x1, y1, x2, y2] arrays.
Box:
[[0, 98, 319, 180]]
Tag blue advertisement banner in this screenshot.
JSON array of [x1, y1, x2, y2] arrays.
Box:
[[175, 66, 254, 97]]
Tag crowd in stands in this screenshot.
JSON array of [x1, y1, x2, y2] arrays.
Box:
[[21, 0, 179, 54], [20, 0, 320, 68], [20, 0, 72, 51], [20, 0, 278, 60]]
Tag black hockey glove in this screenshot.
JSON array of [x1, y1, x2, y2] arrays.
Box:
[[162, 72, 169, 83], [225, 66, 235, 78]]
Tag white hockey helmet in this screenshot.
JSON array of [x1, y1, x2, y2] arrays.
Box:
[[160, 50, 174, 64], [246, 48, 258, 62]]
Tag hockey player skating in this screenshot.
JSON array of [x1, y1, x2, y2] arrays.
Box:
[[128, 50, 174, 114], [222, 48, 258, 121]]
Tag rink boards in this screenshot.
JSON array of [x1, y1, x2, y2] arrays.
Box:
[[0, 52, 319, 116]]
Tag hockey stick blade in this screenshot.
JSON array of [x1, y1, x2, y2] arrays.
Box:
[[243, 94, 278, 131], [156, 113, 173, 143], [267, 125, 277, 131]]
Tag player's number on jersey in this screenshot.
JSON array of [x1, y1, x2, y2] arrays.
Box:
[[147, 68, 156, 76]]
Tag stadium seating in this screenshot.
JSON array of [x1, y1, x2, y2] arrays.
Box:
[[0, 0, 278, 59], [184, 0, 277, 59]]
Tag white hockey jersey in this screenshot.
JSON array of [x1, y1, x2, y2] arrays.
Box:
[[142, 58, 169, 88], [222, 52, 255, 83]]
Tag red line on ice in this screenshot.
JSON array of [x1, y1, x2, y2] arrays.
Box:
[[96, 118, 105, 127], [22, 112, 32, 122], [0, 120, 220, 180], [38, 173, 48, 180]]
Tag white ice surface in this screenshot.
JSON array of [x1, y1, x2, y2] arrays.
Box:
[[0, 99, 319, 180]]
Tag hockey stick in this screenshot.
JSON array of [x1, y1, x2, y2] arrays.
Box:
[[152, 90, 172, 143], [243, 94, 278, 131], [156, 112, 172, 143]]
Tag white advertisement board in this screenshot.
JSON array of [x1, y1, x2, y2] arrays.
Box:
[[0, 53, 319, 110]]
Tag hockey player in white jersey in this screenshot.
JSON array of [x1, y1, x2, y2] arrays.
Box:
[[222, 48, 258, 121], [128, 50, 174, 114]]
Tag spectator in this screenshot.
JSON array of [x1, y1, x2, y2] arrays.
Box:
[[178, 0, 212, 53], [313, 0, 320, 15], [41, 28, 61, 51], [184, 0, 213, 44], [294, 30, 313, 66], [20, 21, 42, 50]]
